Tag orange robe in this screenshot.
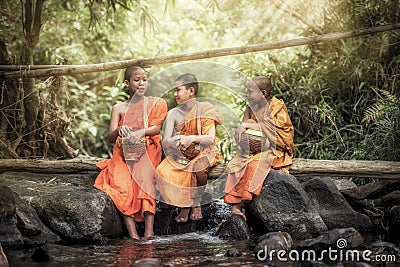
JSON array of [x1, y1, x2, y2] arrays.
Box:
[[224, 96, 294, 204], [94, 97, 168, 221], [156, 102, 223, 207]]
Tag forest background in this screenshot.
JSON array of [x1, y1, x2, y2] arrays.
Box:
[[0, 0, 399, 166]]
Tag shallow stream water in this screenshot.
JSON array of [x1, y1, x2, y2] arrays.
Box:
[[6, 232, 261, 267], [4, 231, 391, 267]]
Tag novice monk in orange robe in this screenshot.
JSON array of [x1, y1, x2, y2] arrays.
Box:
[[224, 76, 294, 220], [156, 73, 223, 222], [94, 66, 167, 239]]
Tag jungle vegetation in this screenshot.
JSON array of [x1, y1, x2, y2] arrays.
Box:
[[0, 0, 399, 162]]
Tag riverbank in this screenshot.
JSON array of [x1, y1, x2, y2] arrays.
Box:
[[1, 159, 399, 266]]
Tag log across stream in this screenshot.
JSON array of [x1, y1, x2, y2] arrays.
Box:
[[0, 158, 398, 179]]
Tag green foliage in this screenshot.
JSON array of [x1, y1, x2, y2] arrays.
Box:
[[2, 0, 399, 163], [62, 74, 129, 158], [358, 89, 400, 160]]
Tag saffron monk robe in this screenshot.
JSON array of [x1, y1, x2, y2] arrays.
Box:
[[224, 76, 294, 220], [156, 73, 223, 223], [94, 66, 168, 240]]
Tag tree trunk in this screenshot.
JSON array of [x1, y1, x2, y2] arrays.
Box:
[[22, 0, 42, 129], [0, 158, 399, 179], [20, 0, 43, 157], [0, 0, 73, 160]]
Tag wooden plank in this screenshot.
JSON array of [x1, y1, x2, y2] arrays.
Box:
[[1, 24, 399, 78], [0, 158, 101, 174], [290, 159, 400, 179], [0, 158, 398, 179]]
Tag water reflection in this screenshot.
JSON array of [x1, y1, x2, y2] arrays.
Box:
[[6, 232, 367, 267], [6, 232, 266, 267], [111, 239, 157, 267]]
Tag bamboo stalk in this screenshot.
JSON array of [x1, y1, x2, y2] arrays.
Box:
[[0, 65, 73, 70], [1, 24, 399, 79]]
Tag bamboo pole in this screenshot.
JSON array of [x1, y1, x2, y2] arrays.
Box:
[[0, 158, 399, 179], [0, 65, 73, 70], [1, 24, 399, 79]]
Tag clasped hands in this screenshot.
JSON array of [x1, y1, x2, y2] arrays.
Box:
[[168, 135, 195, 151], [118, 125, 144, 143]]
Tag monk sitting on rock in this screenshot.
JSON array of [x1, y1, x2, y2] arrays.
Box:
[[224, 76, 294, 220], [156, 73, 223, 222], [94, 66, 168, 239]]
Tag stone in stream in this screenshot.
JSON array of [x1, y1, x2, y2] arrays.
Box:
[[302, 177, 373, 232], [215, 214, 250, 240], [0, 172, 122, 245], [225, 247, 242, 257], [254, 231, 293, 257], [247, 170, 327, 237], [0, 185, 61, 248]]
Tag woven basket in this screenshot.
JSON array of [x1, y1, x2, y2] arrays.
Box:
[[239, 129, 269, 155], [181, 142, 200, 160], [116, 136, 147, 161]]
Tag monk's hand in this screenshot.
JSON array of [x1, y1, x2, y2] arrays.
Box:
[[166, 135, 180, 148], [242, 121, 262, 131], [178, 135, 195, 150], [127, 129, 144, 144], [235, 124, 246, 143], [245, 119, 257, 124], [118, 125, 132, 137]]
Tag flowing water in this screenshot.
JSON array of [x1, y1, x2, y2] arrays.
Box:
[[5, 232, 268, 267], [4, 231, 391, 267]]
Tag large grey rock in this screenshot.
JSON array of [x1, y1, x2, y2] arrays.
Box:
[[216, 214, 250, 240], [14, 191, 62, 246], [374, 191, 400, 209], [248, 171, 327, 237], [0, 185, 61, 248], [0, 186, 23, 247], [342, 180, 400, 200], [0, 172, 122, 244], [302, 177, 373, 232]]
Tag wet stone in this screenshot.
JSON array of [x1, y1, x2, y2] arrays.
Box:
[[225, 247, 242, 257], [254, 231, 293, 255], [216, 214, 250, 240]]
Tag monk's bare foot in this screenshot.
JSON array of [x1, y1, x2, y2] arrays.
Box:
[[190, 206, 202, 220], [175, 208, 190, 223], [130, 235, 141, 240], [231, 205, 246, 221], [141, 233, 155, 241]]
